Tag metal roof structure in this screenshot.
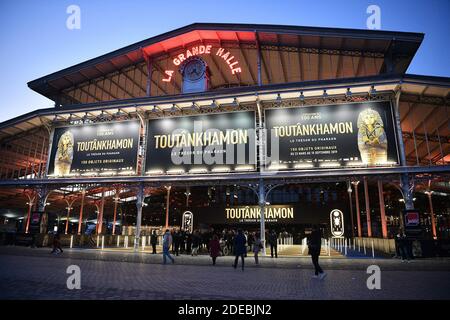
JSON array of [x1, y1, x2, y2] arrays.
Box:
[[27, 23, 424, 106]]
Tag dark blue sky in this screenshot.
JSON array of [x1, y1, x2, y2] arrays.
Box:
[[1, 0, 449, 122]]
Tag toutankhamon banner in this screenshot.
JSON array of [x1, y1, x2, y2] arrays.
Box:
[[47, 120, 140, 177], [145, 111, 256, 174], [264, 101, 399, 170]]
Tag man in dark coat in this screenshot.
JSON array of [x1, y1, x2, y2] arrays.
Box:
[[269, 230, 278, 258], [150, 230, 158, 254], [233, 229, 247, 271], [308, 225, 326, 279]]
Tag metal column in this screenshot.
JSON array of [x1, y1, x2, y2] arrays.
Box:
[[377, 180, 388, 239], [352, 181, 362, 237], [363, 177, 372, 237], [258, 178, 266, 256], [77, 189, 85, 235], [426, 192, 437, 239], [164, 186, 171, 229], [134, 182, 144, 251]]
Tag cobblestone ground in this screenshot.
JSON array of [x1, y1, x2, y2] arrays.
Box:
[[0, 247, 449, 300]]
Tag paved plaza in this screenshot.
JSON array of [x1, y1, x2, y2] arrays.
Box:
[[0, 246, 449, 300]]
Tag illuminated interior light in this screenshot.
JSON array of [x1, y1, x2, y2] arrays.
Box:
[[146, 169, 164, 175], [294, 163, 314, 169], [320, 162, 341, 168], [99, 171, 117, 176], [346, 161, 365, 167], [212, 167, 230, 173], [235, 165, 254, 171], [189, 168, 208, 174], [81, 171, 98, 176], [268, 164, 288, 170], [117, 170, 135, 175], [167, 169, 185, 175]]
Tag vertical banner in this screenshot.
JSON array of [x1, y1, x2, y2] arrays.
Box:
[[47, 120, 141, 176], [264, 101, 399, 170]]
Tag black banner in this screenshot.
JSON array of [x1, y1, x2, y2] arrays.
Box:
[[47, 121, 140, 176], [264, 101, 399, 170], [145, 111, 256, 174], [193, 203, 347, 226]]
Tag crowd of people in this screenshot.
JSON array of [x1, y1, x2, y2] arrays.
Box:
[[151, 228, 285, 259]]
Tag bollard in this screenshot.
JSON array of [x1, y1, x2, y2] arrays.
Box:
[[96, 235, 99, 248], [101, 235, 104, 250], [125, 235, 128, 249], [142, 236, 146, 251], [363, 238, 367, 255], [117, 235, 120, 247], [344, 238, 347, 256], [358, 238, 361, 252], [70, 235, 73, 249], [371, 239, 375, 258]]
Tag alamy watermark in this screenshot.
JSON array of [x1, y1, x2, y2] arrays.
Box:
[[366, 5, 381, 30], [66, 265, 81, 290], [66, 5, 81, 30]]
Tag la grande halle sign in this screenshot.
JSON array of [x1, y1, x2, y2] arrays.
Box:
[[162, 45, 242, 82]]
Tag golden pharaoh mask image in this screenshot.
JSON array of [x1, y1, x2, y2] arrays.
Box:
[[54, 130, 74, 176], [357, 108, 388, 166]]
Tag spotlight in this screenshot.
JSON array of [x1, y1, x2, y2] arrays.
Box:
[[299, 91, 305, 102], [115, 108, 125, 117], [369, 85, 376, 95], [346, 88, 352, 97], [210, 100, 218, 108], [276, 93, 282, 104], [82, 112, 89, 122], [68, 114, 73, 122], [151, 105, 158, 113], [190, 102, 197, 110], [230, 97, 239, 107], [171, 104, 178, 112], [322, 89, 328, 99]]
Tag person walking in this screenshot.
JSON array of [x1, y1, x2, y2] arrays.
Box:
[[162, 229, 175, 264], [396, 228, 410, 262], [191, 231, 200, 256], [233, 229, 247, 271], [269, 230, 278, 258], [253, 232, 263, 265], [308, 225, 326, 279], [51, 231, 63, 254], [209, 235, 221, 265], [150, 230, 157, 254]]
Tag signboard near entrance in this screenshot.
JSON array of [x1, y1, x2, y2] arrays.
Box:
[[47, 120, 140, 177], [264, 101, 399, 170], [145, 111, 256, 174]]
